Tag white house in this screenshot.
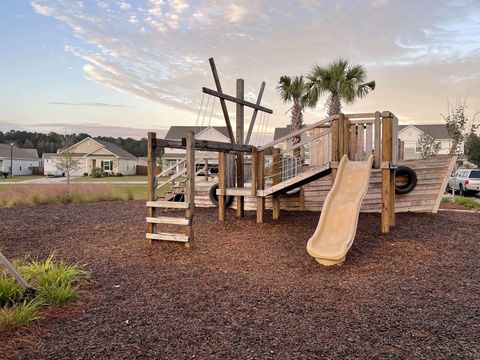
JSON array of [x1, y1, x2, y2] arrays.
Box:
[[398, 124, 453, 159], [0, 144, 41, 176], [163, 126, 231, 172], [43, 137, 138, 176]]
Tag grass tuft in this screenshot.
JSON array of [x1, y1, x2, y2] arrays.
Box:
[[442, 195, 480, 209], [0, 253, 90, 330], [454, 196, 480, 209], [0, 301, 41, 329], [0, 273, 24, 307]]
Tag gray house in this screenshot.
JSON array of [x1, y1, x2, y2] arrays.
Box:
[[0, 144, 41, 176]]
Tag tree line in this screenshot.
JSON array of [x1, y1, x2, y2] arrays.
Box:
[[0, 130, 148, 157]]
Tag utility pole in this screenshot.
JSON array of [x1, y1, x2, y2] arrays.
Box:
[[10, 143, 13, 178]]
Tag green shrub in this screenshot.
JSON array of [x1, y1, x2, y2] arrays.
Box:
[[0, 301, 41, 330], [0, 273, 24, 307], [0, 254, 90, 330], [454, 196, 480, 209], [91, 167, 104, 178]]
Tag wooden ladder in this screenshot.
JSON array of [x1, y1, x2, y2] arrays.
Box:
[[146, 200, 193, 244], [146, 131, 195, 247]]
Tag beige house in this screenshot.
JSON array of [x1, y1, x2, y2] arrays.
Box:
[[43, 137, 137, 176]]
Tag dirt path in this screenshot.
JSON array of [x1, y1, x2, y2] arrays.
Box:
[[1, 202, 479, 359]]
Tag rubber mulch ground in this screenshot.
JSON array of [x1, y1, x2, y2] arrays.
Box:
[[0, 201, 479, 359]]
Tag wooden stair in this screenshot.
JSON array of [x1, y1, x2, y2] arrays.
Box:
[[259, 163, 331, 197]]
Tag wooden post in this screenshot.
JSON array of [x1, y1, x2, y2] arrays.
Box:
[[331, 117, 339, 183], [236, 79, 245, 218], [299, 187, 305, 210], [338, 113, 344, 157], [204, 158, 209, 182], [381, 113, 393, 234], [389, 167, 395, 227], [218, 151, 226, 221], [399, 140, 405, 161], [256, 150, 265, 223], [272, 148, 281, 220], [185, 131, 195, 247], [343, 115, 350, 158], [251, 149, 257, 196], [374, 111, 381, 169], [147, 132, 157, 246]]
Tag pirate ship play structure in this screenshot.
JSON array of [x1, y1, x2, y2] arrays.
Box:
[[144, 58, 456, 265]]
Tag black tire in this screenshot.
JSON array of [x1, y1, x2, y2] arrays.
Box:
[[209, 183, 234, 207], [395, 166, 417, 195]]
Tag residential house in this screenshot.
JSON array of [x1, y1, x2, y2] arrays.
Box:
[[0, 144, 41, 176], [398, 124, 453, 159], [43, 137, 138, 176], [163, 126, 230, 172]]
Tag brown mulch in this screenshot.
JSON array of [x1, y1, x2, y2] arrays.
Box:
[[0, 202, 479, 359]]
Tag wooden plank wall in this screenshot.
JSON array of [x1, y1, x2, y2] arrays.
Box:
[[194, 155, 452, 214], [303, 155, 452, 213]]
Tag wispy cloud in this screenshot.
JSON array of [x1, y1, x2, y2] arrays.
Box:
[[47, 101, 130, 108]]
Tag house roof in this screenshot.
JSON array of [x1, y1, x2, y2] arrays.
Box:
[[399, 124, 451, 139], [42, 152, 55, 159], [94, 139, 137, 160], [273, 125, 309, 140], [273, 125, 294, 140], [58, 137, 137, 160], [0, 144, 40, 159], [22, 148, 39, 157], [137, 157, 148, 165], [165, 126, 230, 140]]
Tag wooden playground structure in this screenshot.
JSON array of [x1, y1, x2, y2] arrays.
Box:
[[145, 59, 456, 247]]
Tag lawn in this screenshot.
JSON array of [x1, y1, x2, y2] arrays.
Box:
[[0, 203, 478, 359], [0, 175, 44, 182], [70, 175, 148, 182]]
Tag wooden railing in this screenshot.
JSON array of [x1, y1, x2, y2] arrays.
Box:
[[251, 111, 401, 232]]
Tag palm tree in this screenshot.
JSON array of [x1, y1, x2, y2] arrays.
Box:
[[277, 75, 309, 147], [306, 59, 375, 116]]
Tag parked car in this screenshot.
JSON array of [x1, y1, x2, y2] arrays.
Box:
[[447, 169, 480, 196]]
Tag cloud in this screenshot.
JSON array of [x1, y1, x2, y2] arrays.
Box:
[[29, 0, 480, 127], [117, 2, 132, 10], [47, 101, 130, 108], [227, 4, 247, 23]]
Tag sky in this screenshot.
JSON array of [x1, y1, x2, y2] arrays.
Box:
[[0, 0, 479, 142]]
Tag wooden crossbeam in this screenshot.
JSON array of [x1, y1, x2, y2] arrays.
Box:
[[155, 138, 254, 153], [202, 87, 273, 114], [245, 81, 266, 145], [209, 58, 235, 143]]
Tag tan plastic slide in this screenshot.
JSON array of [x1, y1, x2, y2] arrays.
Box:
[[307, 154, 374, 266]]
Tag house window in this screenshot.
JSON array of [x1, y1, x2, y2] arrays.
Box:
[[101, 160, 113, 171], [415, 143, 422, 153]]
